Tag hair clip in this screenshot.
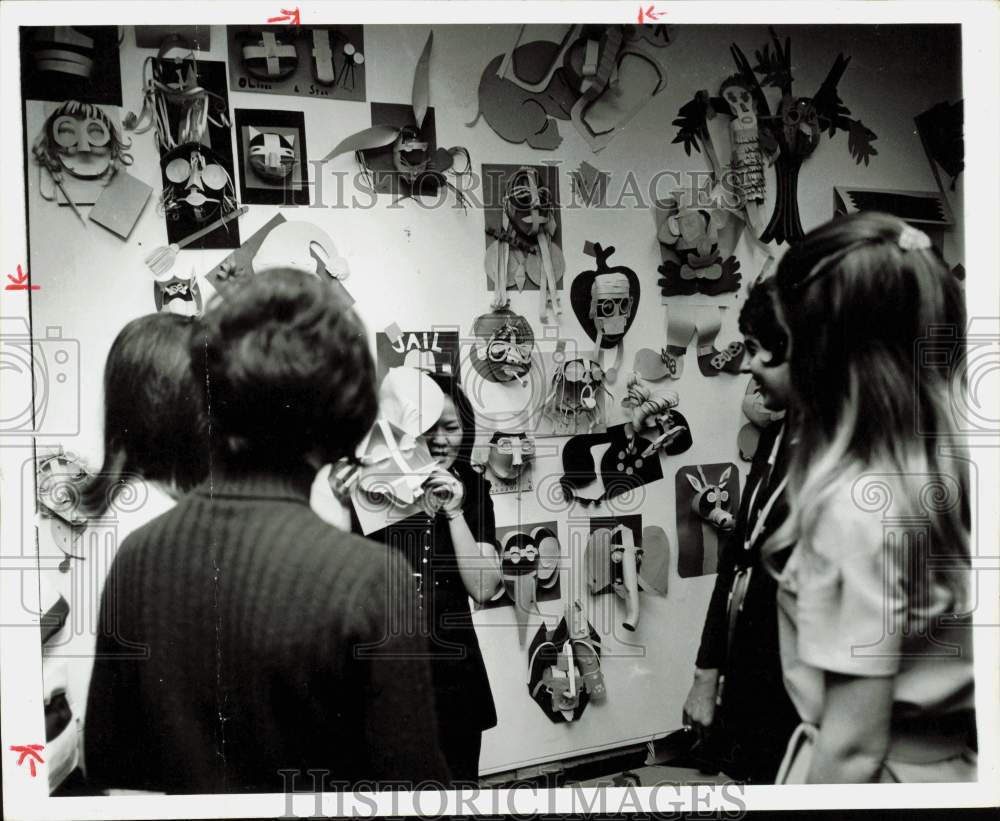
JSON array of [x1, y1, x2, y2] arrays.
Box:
[[898, 224, 932, 252]]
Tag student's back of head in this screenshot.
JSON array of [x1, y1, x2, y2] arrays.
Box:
[[193, 268, 377, 472], [81, 312, 208, 517]]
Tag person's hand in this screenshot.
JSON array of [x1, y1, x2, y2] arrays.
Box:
[[682, 668, 720, 740], [423, 469, 465, 519]]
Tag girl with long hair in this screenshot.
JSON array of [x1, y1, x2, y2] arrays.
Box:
[[768, 212, 975, 783]]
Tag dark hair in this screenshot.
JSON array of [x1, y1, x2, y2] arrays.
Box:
[[80, 313, 208, 516], [738, 276, 788, 365], [194, 268, 377, 469], [425, 371, 477, 467]]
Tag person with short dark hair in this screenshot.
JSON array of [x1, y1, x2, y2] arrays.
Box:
[[85, 269, 450, 793], [681, 276, 800, 783]]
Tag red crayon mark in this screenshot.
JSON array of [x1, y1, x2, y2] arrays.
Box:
[[267, 6, 301, 25], [10, 745, 45, 777], [637, 4, 665, 24], [5, 264, 39, 291]]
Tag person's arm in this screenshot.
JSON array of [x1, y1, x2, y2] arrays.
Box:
[[682, 667, 720, 735], [807, 672, 893, 783], [446, 512, 503, 603], [427, 469, 502, 603]]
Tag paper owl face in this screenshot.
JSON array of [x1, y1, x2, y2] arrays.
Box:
[[248, 127, 296, 182], [161, 143, 236, 225]]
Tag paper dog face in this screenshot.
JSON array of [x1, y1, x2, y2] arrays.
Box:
[[685, 466, 736, 532], [505, 167, 555, 238], [161, 143, 237, 225], [35, 101, 132, 182], [248, 127, 296, 182]]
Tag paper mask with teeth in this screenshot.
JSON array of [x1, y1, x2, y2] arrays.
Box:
[[247, 127, 296, 182], [161, 143, 237, 226], [471, 308, 534, 384]]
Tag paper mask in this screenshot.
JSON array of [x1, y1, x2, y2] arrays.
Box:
[[153, 270, 202, 317], [247, 127, 296, 181], [543, 357, 611, 434], [470, 308, 534, 384], [485, 165, 564, 321], [586, 518, 671, 633], [570, 243, 640, 382], [654, 189, 742, 297], [675, 463, 741, 578], [161, 142, 238, 226], [469, 24, 669, 153], [673, 29, 877, 244], [472, 432, 535, 495], [240, 30, 299, 80], [497, 526, 559, 645], [527, 614, 603, 723], [558, 381, 691, 505], [32, 101, 133, 215], [36, 449, 90, 528], [31, 27, 95, 79], [324, 33, 471, 207]]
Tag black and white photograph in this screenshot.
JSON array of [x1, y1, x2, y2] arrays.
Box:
[[0, 4, 997, 820]]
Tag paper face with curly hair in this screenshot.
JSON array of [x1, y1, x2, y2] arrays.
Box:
[[32, 101, 133, 207]]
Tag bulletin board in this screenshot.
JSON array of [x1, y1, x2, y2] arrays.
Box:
[[20, 22, 963, 780]]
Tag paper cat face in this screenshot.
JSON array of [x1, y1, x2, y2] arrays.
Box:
[[248, 127, 296, 182]]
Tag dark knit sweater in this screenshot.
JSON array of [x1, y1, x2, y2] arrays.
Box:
[[84, 467, 450, 793]]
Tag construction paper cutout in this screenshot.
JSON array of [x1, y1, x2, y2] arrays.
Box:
[[672, 28, 878, 244], [345, 367, 445, 534], [915, 100, 964, 192], [559, 401, 691, 505], [20, 26, 122, 105], [527, 614, 603, 723], [135, 26, 211, 51], [252, 221, 350, 280], [587, 514, 655, 631], [654, 188, 742, 297], [153, 269, 202, 317], [472, 432, 534, 495], [240, 29, 298, 80], [485, 523, 561, 636], [234, 109, 309, 205], [483, 163, 564, 321], [88, 171, 152, 239], [36, 449, 90, 528], [206, 215, 353, 307], [467, 36, 577, 149], [225, 25, 366, 102], [470, 307, 534, 384], [325, 34, 470, 206], [637, 525, 671, 595], [33, 101, 133, 212], [571, 161, 608, 206], [375, 328, 461, 383], [675, 463, 740, 578], [469, 25, 669, 152], [543, 356, 612, 435], [563, 26, 669, 153], [571, 243, 639, 381], [738, 377, 785, 462], [128, 56, 240, 249]]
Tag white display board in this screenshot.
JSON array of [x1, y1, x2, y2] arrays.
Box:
[[23, 22, 962, 778]]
